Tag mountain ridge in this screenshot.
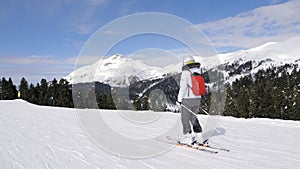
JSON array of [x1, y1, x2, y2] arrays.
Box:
[[66, 36, 300, 85]]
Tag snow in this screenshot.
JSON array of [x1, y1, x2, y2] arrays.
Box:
[[1, 100, 300, 169]]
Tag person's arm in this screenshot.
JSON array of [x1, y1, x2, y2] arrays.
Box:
[[177, 71, 190, 103]]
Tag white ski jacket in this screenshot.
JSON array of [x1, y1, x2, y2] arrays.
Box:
[[177, 67, 201, 102]]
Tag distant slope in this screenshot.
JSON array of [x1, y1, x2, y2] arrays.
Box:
[[166, 36, 300, 81], [219, 36, 300, 66], [1, 100, 300, 169], [216, 36, 300, 83]]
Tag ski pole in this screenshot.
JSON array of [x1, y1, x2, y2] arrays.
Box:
[[177, 101, 210, 116], [176, 101, 198, 117], [200, 107, 210, 115]]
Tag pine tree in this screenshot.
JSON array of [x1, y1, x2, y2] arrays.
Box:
[[48, 78, 59, 106], [1, 77, 8, 100], [142, 96, 149, 110], [28, 83, 38, 104], [200, 93, 211, 115], [254, 70, 268, 118], [279, 70, 293, 119], [39, 79, 49, 105], [105, 92, 116, 109], [288, 68, 300, 120], [57, 79, 73, 107], [96, 92, 104, 109], [133, 94, 142, 110], [224, 85, 237, 117], [295, 93, 300, 120], [4, 78, 18, 100], [19, 77, 29, 100], [261, 78, 274, 118], [236, 76, 252, 118]]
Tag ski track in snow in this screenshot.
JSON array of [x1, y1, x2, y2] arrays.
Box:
[[1, 100, 300, 169]]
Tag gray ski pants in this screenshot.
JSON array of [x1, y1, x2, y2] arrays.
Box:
[[181, 98, 202, 134]]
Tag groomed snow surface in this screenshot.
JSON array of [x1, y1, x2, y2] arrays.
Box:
[[1, 100, 300, 169]]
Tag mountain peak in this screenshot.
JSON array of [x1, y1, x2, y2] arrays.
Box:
[[65, 54, 165, 86], [110, 54, 123, 60]]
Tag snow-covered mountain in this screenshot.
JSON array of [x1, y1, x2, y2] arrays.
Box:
[[66, 37, 300, 85], [1, 100, 299, 169], [216, 36, 300, 83], [65, 54, 167, 86], [218, 36, 300, 66], [166, 36, 300, 83]]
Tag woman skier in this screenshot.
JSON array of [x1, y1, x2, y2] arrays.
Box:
[[177, 56, 203, 145]]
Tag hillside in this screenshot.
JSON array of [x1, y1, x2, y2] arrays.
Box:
[[1, 100, 299, 169]]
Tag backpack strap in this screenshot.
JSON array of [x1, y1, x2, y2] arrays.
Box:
[[187, 69, 192, 97]]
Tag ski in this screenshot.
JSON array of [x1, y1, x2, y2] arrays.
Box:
[[176, 143, 218, 154], [156, 135, 229, 152], [156, 136, 218, 154], [195, 138, 230, 152], [196, 142, 230, 152]]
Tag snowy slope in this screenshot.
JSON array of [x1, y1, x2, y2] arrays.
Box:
[[1, 100, 300, 169], [65, 54, 166, 86], [216, 36, 300, 83], [218, 36, 300, 66]]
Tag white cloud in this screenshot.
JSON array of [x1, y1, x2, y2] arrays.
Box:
[[0, 64, 73, 85], [0, 54, 107, 84], [128, 48, 182, 68], [68, 55, 103, 65], [0, 55, 62, 65], [0, 55, 105, 66], [197, 0, 300, 50]]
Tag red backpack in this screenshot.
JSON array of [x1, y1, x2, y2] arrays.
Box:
[[190, 72, 206, 96]]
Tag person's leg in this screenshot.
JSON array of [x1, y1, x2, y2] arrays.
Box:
[[181, 99, 192, 134], [188, 98, 202, 142], [189, 98, 202, 133], [191, 115, 202, 133]]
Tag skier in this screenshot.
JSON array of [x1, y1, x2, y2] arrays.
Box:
[[177, 56, 202, 145]]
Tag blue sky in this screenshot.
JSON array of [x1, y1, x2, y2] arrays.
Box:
[[1, 0, 299, 84]]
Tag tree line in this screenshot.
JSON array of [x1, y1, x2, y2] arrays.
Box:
[[0, 77, 74, 107], [0, 77, 18, 100], [1, 63, 300, 120], [201, 64, 300, 120]]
